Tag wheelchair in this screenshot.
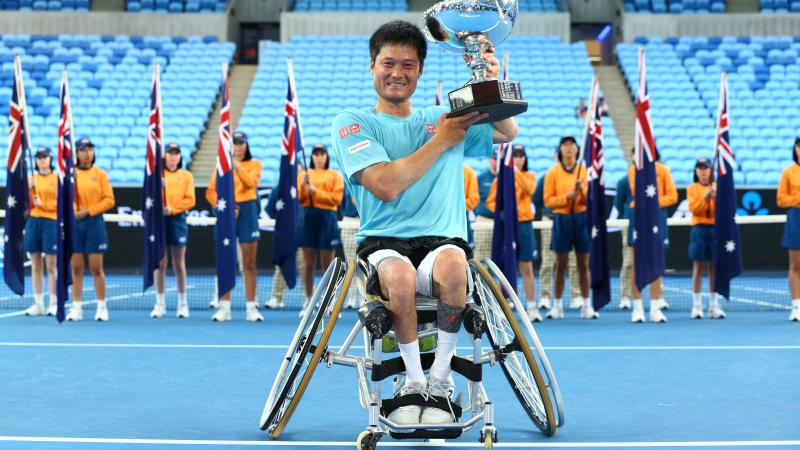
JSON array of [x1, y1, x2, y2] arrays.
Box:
[[259, 256, 565, 449]]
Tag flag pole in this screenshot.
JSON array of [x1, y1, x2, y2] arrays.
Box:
[[62, 70, 77, 209], [14, 56, 35, 186], [287, 58, 307, 171], [154, 63, 166, 206], [711, 71, 726, 175]]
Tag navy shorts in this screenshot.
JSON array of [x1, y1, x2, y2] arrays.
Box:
[[236, 200, 260, 243], [165, 213, 188, 247], [550, 212, 590, 253], [517, 220, 539, 262], [627, 209, 669, 248], [299, 207, 341, 250], [75, 215, 108, 253], [782, 208, 800, 249], [23, 217, 57, 254], [688, 224, 713, 261]]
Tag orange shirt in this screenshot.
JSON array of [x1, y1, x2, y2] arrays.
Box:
[[74, 166, 115, 217], [297, 168, 344, 212], [163, 169, 196, 215], [463, 165, 479, 212], [777, 164, 800, 208], [486, 171, 536, 222], [206, 159, 262, 206], [686, 182, 716, 225], [543, 162, 587, 215], [29, 172, 57, 220], [627, 162, 678, 209]]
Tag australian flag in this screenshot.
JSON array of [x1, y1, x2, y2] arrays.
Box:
[[56, 71, 76, 323], [712, 72, 742, 299], [583, 80, 610, 310], [272, 58, 302, 289], [214, 63, 237, 299], [633, 47, 665, 291], [491, 143, 518, 291], [3, 56, 30, 296], [142, 64, 165, 291]]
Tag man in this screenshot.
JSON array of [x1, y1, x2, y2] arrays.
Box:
[[330, 20, 517, 426]]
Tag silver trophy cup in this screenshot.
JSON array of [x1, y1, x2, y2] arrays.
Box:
[[423, 0, 527, 124]]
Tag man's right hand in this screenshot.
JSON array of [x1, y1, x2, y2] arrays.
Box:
[[433, 111, 488, 149]]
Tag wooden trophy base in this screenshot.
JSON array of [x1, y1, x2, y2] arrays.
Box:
[[447, 79, 527, 124]]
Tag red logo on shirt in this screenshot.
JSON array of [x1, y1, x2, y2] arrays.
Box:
[[425, 124, 437, 134], [339, 123, 361, 138]]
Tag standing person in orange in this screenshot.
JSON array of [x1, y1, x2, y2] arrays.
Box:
[[205, 131, 264, 322], [627, 148, 678, 323], [486, 144, 542, 322], [66, 137, 115, 322], [23, 147, 58, 316], [297, 143, 344, 314], [543, 136, 594, 320], [150, 143, 195, 319], [463, 164, 479, 249], [686, 157, 725, 320], [777, 136, 800, 322]]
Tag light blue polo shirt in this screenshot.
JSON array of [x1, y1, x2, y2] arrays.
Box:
[[330, 105, 494, 244]]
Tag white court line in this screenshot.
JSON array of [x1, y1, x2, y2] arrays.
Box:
[[1, 342, 799, 350], [0, 285, 194, 319], [1, 436, 800, 447], [661, 286, 792, 310]]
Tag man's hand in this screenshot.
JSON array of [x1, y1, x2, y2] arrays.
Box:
[[75, 209, 89, 220], [462, 37, 500, 79], [433, 111, 488, 149], [566, 190, 579, 201], [232, 160, 240, 171], [705, 187, 716, 200]]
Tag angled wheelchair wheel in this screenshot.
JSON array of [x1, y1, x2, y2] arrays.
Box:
[[469, 258, 560, 437], [259, 257, 355, 438]]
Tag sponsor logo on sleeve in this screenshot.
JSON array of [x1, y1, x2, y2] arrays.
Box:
[[339, 123, 362, 138], [348, 140, 371, 154], [425, 123, 437, 134]]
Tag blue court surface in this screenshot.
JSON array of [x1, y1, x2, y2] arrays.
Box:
[[1, 276, 799, 449]]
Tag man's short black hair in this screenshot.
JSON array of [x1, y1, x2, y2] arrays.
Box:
[[369, 20, 427, 69]]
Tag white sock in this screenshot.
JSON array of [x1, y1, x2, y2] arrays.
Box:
[[156, 292, 165, 306], [97, 299, 106, 309], [246, 302, 257, 311], [792, 299, 800, 309], [72, 300, 82, 309], [178, 292, 187, 307], [633, 299, 643, 310], [583, 297, 591, 308], [649, 299, 659, 311], [692, 293, 702, 307], [48, 293, 56, 306], [34, 293, 44, 306], [429, 330, 458, 381], [398, 340, 426, 385], [710, 293, 719, 308], [220, 300, 231, 312], [304, 296, 312, 305], [553, 298, 563, 309]]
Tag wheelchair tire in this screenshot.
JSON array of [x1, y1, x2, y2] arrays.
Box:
[[259, 258, 354, 437], [470, 259, 558, 436]]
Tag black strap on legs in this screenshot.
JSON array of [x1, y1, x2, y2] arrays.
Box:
[[371, 353, 482, 382]]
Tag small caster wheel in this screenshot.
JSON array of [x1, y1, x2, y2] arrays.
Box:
[[356, 430, 381, 450], [480, 427, 497, 450]]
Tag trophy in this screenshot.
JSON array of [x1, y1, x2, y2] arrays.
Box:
[[423, 0, 527, 124]]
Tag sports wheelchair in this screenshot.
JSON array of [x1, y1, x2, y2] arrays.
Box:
[[259, 257, 564, 449]]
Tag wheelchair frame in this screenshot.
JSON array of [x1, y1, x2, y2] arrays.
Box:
[[260, 257, 565, 450]]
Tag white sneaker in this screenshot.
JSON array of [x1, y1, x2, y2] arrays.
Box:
[[654, 298, 670, 310], [631, 303, 645, 323], [246, 304, 264, 322], [212, 305, 231, 322], [209, 298, 219, 309], [343, 295, 359, 310], [691, 304, 704, 319], [546, 305, 564, 319], [387, 381, 425, 425], [790, 307, 800, 322], [94, 303, 109, 322], [619, 297, 631, 310], [649, 308, 667, 323], [526, 306, 543, 322], [66, 304, 83, 321], [264, 297, 279, 309], [176, 303, 190, 319], [421, 377, 456, 424], [24, 303, 46, 316], [580, 304, 599, 319], [47, 302, 57, 316], [299, 298, 311, 318], [709, 304, 726, 319], [538, 297, 551, 309], [150, 302, 166, 318], [569, 297, 582, 309]]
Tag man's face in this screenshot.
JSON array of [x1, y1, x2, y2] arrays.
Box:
[[371, 43, 422, 105]]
